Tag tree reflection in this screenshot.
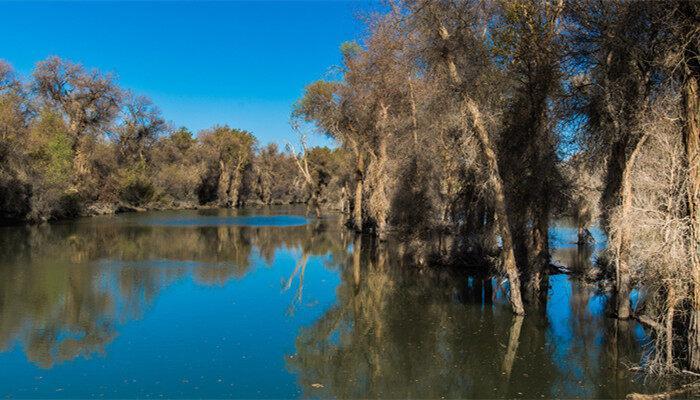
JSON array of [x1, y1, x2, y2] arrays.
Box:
[[0, 209, 346, 368], [0, 213, 652, 397], [288, 235, 650, 398]]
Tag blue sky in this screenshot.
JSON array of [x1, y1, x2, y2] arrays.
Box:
[[0, 1, 381, 147]]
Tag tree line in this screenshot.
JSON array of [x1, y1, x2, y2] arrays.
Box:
[[0, 57, 350, 222], [294, 0, 698, 375]]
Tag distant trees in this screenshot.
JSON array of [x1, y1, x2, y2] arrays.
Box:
[[287, 140, 351, 217], [150, 127, 202, 204], [0, 57, 343, 222]]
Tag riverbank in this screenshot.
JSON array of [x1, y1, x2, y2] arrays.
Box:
[[0, 199, 313, 226]]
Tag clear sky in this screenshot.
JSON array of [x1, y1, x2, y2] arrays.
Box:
[[0, 1, 380, 147]]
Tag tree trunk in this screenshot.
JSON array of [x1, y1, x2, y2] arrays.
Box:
[[615, 132, 649, 319], [372, 102, 389, 240], [230, 168, 242, 207], [437, 20, 524, 315], [577, 202, 589, 244], [353, 150, 364, 232], [341, 183, 349, 214], [217, 160, 232, 207], [465, 99, 525, 316], [684, 72, 700, 371], [666, 285, 676, 370], [529, 211, 550, 301], [408, 79, 419, 147]]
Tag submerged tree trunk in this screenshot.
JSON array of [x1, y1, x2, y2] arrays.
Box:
[[437, 20, 525, 315], [465, 99, 525, 316], [615, 132, 649, 319]]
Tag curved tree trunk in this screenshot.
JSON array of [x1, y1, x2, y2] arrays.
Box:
[[436, 20, 525, 315], [465, 99, 525, 316]]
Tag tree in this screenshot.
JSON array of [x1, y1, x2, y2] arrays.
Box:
[[493, 0, 565, 300], [0, 61, 31, 220], [565, 0, 661, 319], [408, 0, 526, 314], [115, 94, 166, 164], [199, 125, 256, 207], [33, 57, 122, 184]]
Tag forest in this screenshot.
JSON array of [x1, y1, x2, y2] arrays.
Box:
[[0, 0, 698, 382]]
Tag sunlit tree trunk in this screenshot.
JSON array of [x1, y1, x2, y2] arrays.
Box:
[[69, 120, 90, 188], [436, 21, 525, 315], [371, 101, 389, 240], [217, 160, 233, 207], [684, 70, 700, 371], [353, 149, 364, 232], [230, 168, 242, 207], [465, 100, 525, 316], [615, 132, 649, 319]]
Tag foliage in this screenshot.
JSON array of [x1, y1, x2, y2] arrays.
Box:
[[0, 57, 334, 221]]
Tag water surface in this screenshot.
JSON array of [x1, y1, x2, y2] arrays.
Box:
[[0, 208, 654, 398]]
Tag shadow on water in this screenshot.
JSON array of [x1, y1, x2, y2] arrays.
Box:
[[0, 208, 656, 398]]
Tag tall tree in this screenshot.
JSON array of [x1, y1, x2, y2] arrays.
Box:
[[33, 57, 121, 182], [565, 0, 660, 319], [493, 0, 564, 300]]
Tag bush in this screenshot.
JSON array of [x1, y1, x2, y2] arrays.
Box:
[[119, 176, 155, 206], [116, 163, 155, 207]]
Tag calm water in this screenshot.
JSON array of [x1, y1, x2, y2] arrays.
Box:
[[0, 207, 655, 398]]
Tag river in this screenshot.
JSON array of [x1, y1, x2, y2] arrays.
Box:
[[0, 207, 656, 398]]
